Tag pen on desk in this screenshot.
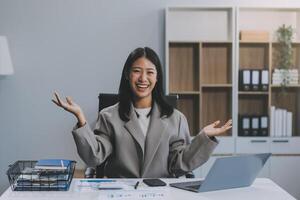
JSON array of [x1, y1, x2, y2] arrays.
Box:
[[80, 179, 116, 183], [98, 187, 123, 190], [134, 181, 139, 189]]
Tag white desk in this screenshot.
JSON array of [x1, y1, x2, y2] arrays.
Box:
[[0, 178, 296, 200]]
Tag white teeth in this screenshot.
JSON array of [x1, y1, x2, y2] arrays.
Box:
[[137, 84, 149, 88]]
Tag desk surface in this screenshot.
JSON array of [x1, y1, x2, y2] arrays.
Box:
[[0, 178, 296, 200]]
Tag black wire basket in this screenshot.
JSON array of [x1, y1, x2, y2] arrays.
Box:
[[6, 160, 76, 191]]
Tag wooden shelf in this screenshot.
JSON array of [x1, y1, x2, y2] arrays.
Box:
[[169, 42, 200, 92], [201, 84, 232, 88], [240, 41, 300, 45], [201, 43, 232, 84], [201, 41, 232, 43], [239, 91, 269, 95], [177, 94, 200, 135], [272, 41, 300, 45], [168, 40, 232, 43], [202, 88, 232, 136], [239, 43, 269, 70], [240, 41, 270, 44], [168, 35, 233, 137], [271, 85, 300, 88], [239, 95, 269, 116], [170, 91, 200, 94], [168, 40, 200, 44]]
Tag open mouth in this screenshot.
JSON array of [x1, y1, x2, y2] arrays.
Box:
[[136, 83, 150, 91]]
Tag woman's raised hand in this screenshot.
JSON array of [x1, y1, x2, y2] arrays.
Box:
[[52, 91, 86, 126], [203, 119, 232, 137]]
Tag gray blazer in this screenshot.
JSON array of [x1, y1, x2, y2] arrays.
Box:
[[72, 102, 218, 178]]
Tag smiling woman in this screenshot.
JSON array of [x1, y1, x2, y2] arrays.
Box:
[[52, 47, 232, 178], [129, 58, 157, 108]]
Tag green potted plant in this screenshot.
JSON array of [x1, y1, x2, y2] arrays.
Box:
[[275, 24, 294, 86]]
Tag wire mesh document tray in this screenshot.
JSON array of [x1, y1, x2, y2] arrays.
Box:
[[6, 160, 76, 191]]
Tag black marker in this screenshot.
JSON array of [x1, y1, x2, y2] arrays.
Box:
[[134, 181, 139, 189]]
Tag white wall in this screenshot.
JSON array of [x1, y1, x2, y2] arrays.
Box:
[[1, 0, 300, 195]]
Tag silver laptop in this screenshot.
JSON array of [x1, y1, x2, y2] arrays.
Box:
[[170, 153, 271, 193]]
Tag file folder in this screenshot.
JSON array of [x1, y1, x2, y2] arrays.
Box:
[[251, 70, 260, 91], [239, 70, 251, 91], [261, 70, 269, 91], [259, 116, 268, 136], [251, 116, 259, 136], [239, 115, 251, 136]]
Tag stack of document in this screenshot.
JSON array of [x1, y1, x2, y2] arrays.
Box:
[[76, 179, 167, 199], [272, 69, 299, 85], [16, 168, 69, 189], [270, 106, 293, 137], [15, 159, 72, 190], [35, 159, 71, 170]]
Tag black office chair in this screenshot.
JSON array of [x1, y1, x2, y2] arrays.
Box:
[[84, 93, 194, 178]]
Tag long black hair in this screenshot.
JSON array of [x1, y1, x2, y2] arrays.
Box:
[[118, 47, 174, 121]]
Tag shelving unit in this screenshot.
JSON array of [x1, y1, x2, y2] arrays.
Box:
[[166, 7, 234, 148], [237, 7, 300, 139], [166, 6, 300, 198], [166, 6, 300, 145]]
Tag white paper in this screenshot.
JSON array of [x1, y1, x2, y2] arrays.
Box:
[[102, 189, 168, 200]]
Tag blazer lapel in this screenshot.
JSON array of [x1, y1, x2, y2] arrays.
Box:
[[142, 103, 168, 176], [124, 103, 145, 157]]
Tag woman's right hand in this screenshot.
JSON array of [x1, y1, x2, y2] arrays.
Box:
[[52, 91, 87, 126]]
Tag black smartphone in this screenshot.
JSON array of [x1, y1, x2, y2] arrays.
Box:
[[143, 178, 166, 187]]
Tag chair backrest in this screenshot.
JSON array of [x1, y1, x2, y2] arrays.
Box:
[[95, 93, 178, 178]]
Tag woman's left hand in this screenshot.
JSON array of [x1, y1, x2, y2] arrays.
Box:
[[203, 119, 232, 137]]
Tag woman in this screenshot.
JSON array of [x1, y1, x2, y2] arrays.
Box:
[[52, 47, 232, 178]]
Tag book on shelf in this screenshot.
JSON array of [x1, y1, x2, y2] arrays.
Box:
[[239, 115, 269, 137], [239, 69, 269, 91], [239, 70, 251, 91], [251, 116, 259, 136], [259, 116, 268, 136], [270, 106, 275, 137], [261, 70, 269, 91], [270, 106, 293, 137], [35, 159, 71, 170], [238, 115, 251, 136], [251, 70, 260, 91]]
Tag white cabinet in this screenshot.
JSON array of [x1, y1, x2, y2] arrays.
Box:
[[236, 137, 270, 153], [214, 137, 235, 154], [270, 156, 300, 199], [270, 138, 300, 154]]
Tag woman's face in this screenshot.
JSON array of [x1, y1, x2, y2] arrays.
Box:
[[129, 57, 157, 103]]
